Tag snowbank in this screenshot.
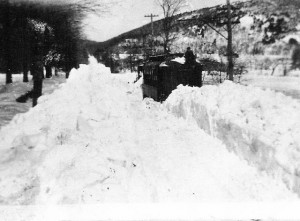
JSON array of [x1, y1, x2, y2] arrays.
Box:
[[165, 81, 300, 196], [0, 57, 298, 205]]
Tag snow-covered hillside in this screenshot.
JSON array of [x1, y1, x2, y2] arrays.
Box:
[[0, 57, 299, 208]]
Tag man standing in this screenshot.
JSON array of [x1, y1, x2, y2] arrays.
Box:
[[184, 47, 195, 66]]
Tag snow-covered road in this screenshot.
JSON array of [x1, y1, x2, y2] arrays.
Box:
[[0, 58, 298, 205]]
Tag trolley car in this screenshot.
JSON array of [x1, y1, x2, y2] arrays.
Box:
[[142, 54, 203, 102]]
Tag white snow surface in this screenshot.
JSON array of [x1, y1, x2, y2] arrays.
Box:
[[165, 82, 300, 196], [240, 15, 254, 29], [282, 34, 300, 44], [171, 57, 185, 64], [0, 73, 66, 128], [241, 73, 300, 100], [0, 57, 299, 205]]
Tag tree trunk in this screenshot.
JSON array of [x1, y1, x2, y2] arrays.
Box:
[[5, 60, 13, 84], [65, 60, 72, 78], [45, 65, 52, 78], [65, 50, 74, 78], [22, 32, 30, 82], [64, 38, 78, 78], [66, 66, 71, 78], [31, 61, 44, 107], [23, 63, 29, 82], [55, 67, 59, 76], [4, 3, 13, 84], [32, 79, 43, 107], [44, 26, 52, 79], [21, 13, 30, 83]]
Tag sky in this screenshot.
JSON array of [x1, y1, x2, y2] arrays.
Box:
[[82, 0, 243, 42]]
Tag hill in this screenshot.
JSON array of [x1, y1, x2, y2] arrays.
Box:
[[87, 0, 300, 73]]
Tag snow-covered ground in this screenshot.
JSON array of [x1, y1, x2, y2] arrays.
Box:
[[0, 57, 299, 204], [0, 58, 299, 220], [0, 73, 66, 128], [165, 81, 300, 195], [241, 71, 300, 100]]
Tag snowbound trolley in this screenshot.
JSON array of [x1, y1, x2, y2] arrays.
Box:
[[141, 54, 203, 102]]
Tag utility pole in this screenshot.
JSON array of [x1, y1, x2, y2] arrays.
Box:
[[179, 0, 241, 81], [144, 13, 159, 36], [226, 0, 234, 81], [144, 13, 158, 54]]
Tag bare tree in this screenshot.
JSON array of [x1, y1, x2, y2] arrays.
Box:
[[1, 0, 111, 108], [2, 0, 13, 84], [156, 0, 187, 53]]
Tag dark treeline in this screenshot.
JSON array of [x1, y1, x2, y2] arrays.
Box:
[[0, 0, 91, 83], [0, 0, 95, 106]]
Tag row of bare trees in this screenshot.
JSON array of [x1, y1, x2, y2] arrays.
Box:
[[0, 0, 106, 106]]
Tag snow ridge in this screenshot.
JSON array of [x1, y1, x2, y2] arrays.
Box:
[[164, 81, 300, 196]]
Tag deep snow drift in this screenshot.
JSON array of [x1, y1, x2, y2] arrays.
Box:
[[0, 57, 298, 205], [165, 81, 300, 196]]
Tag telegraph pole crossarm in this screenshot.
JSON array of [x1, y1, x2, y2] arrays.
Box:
[[144, 13, 159, 36]]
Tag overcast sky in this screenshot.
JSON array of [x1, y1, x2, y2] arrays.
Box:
[[8, 0, 243, 42], [82, 0, 245, 42]]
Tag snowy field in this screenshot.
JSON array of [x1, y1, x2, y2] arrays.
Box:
[[0, 58, 300, 220], [241, 72, 300, 100]]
